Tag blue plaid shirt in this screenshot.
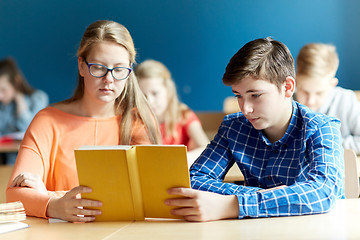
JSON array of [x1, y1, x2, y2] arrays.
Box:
[[190, 101, 345, 218]]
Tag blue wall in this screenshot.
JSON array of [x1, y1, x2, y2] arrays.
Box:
[[1, 0, 359, 111]]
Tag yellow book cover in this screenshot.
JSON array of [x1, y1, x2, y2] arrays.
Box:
[[75, 145, 190, 221]]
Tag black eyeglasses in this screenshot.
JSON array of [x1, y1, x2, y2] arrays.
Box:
[[84, 59, 132, 81]]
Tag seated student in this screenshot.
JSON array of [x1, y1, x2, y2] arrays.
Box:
[[0, 58, 48, 164], [135, 60, 209, 164], [165, 37, 344, 221], [7, 20, 160, 222], [295, 43, 360, 154]]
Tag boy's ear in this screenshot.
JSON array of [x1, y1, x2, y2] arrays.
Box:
[[330, 77, 339, 87], [283, 76, 295, 98], [78, 57, 85, 77]]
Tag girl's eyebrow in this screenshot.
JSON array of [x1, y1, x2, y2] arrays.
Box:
[[88, 59, 129, 66]]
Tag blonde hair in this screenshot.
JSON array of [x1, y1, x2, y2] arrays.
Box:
[[135, 60, 189, 140], [223, 37, 295, 90], [66, 20, 160, 144], [296, 43, 339, 78]]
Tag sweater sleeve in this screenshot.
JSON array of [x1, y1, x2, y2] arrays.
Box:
[[6, 109, 57, 218]]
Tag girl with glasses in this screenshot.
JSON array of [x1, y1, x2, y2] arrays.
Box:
[[7, 20, 160, 222]]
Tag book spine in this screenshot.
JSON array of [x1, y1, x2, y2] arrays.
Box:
[[126, 147, 145, 220]]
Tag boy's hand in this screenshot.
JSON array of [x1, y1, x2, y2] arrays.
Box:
[[165, 187, 239, 222]]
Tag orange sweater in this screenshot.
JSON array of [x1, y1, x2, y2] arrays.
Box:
[[6, 107, 151, 218]]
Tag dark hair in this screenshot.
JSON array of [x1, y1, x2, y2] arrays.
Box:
[[223, 37, 295, 90], [0, 57, 34, 94]]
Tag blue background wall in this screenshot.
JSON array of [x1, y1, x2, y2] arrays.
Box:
[[1, 0, 359, 111]]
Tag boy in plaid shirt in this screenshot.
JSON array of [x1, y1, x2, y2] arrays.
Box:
[[166, 37, 344, 221]]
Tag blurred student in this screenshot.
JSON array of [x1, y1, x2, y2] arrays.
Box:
[[295, 43, 360, 154], [136, 60, 209, 165], [7, 20, 160, 222], [165, 38, 344, 222], [0, 57, 48, 164]]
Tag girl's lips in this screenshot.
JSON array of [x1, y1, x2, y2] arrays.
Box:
[[100, 88, 113, 92], [99, 88, 113, 95]]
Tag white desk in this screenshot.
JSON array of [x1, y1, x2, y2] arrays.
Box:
[[1, 199, 360, 239]]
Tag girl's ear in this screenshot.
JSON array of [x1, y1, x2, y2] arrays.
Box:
[[283, 76, 295, 98], [78, 57, 85, 77]]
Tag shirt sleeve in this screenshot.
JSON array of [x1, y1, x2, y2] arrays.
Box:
[[190, 121, 262, 197], [340, 93, 360, 154], [190, 120, 344, 219], [183, 110, 201, 131], [6, 110, 57, 219], [15, 90, 49, 131]]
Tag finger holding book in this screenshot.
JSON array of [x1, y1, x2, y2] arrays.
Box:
[[165, 187, 239, 222], [46, 186, 102, 222]]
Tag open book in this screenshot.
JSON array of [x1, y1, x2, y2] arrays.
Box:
[[75, 145, 190, 221], [0, 201, 28, 234]]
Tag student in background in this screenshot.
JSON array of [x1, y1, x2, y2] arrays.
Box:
[[295, 43, 360, 154], [135, 60, 209, 165], [0, 58, 48, 164], [165, 38, 344, 221], [7, 20, 160, 222]]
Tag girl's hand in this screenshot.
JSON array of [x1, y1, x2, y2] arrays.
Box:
[[14, 92, 28, 115], [10, 172, 47, 194], [46, 186, 103, 222], [165, 188, 239, 222]]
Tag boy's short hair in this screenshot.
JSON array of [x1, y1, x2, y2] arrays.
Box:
[[296, 43, 339, 78], [223, 37, 295, 90]]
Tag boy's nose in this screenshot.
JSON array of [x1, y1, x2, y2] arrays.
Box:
[[239, 100, 253, 114]]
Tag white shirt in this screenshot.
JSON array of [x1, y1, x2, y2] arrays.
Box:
[[318, 86, 360, 154]]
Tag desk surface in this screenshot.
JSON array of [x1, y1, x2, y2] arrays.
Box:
[[1, 199, 360, 240]]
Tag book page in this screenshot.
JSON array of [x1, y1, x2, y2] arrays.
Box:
[[0, 201, 26, 223]]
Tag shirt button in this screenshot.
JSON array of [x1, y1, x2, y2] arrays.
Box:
[[267, 176, 272, 180]]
